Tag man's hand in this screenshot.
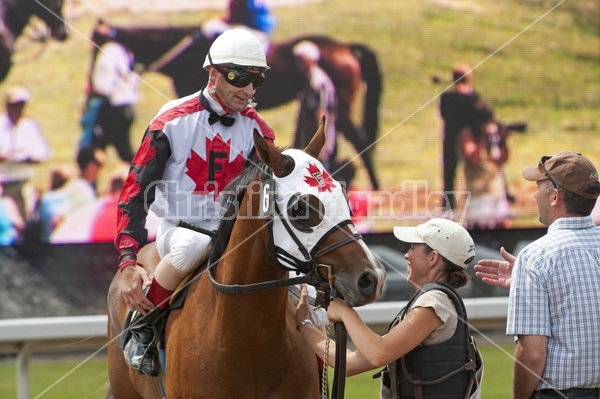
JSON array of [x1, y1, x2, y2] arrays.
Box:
[[295, 284, 311, 325], [473, 246, 515, 289], [121, 265, 154, 314]]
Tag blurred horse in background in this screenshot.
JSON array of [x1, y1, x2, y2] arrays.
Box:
[[0, 0, 68, 82], [90, 20, 382, 190]]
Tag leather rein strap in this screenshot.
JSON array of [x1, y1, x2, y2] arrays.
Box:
[[331, 322, 348, 399], [207, 229, 361, 295]]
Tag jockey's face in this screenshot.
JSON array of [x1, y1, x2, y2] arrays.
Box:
[[208, 67, 259, 113]]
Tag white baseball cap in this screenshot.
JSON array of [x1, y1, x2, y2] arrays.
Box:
[[5, 87, 31, 104], [393, 218, 475, 268]]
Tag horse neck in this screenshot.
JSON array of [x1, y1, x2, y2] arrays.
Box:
[[211, 188, 290, 326]]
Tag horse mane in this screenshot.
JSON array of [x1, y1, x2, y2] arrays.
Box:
[[209, 154, 264, 263]]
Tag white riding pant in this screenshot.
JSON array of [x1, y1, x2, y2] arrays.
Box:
[[156, 220, 211, 273]]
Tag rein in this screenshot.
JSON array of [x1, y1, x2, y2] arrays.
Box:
[[207, 232, 361, 295], [331, 322, 348, 399]]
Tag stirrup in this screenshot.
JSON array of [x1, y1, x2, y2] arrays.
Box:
[[134, 336, 158, 376], [124, 333, 159, 376]]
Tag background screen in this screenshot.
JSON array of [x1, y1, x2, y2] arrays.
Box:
[[1, 0, 598, 245]]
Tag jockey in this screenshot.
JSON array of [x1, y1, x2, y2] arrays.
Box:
[[202, 0, 276, 51], [114, 28, 275, 376]]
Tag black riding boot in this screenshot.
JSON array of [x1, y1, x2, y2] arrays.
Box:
[[123, 307, 164, 376]]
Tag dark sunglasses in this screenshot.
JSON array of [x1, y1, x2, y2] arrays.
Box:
[[208, 53, 265, 89], [538, 156, 558, 189], [215, 66, 265, 89]]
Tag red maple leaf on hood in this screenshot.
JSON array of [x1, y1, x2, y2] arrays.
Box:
[[303, 163, 335, 192]]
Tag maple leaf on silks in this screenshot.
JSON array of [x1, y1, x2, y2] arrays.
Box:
[[185, 135, 246, 198], [304, 163, 335, 193]]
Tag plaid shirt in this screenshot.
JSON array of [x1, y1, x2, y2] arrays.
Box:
[[507, 216, 600, 390]]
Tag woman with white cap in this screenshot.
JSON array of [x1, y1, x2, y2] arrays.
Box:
[[296, 218, 483, 399], [292, 40, 337, 171]]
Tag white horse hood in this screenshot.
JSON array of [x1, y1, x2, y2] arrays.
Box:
[[270, 149, 352, 267]]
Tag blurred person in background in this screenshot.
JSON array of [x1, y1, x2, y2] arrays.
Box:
[[0, 183, 25, 245], [0, 86, 50, 231], [292, 40, 337, 170], [202, 0, 276, 49], [439, 64, 482, 211], [39, 148, 101, 243], [459, 102, 512, 229], [80, 39, 139, 164], [0, 87, 50, 163]]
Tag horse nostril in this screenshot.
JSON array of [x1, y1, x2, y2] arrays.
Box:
[[358, 272, 377, 296]]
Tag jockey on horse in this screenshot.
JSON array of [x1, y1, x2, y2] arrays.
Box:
[[114, 28, 275, 376]]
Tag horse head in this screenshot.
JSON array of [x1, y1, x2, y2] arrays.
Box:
[[252, 118, 386, 306]]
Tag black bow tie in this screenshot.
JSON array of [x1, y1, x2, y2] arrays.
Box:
[[208, 112, 235, 127], [200, 91, 235, 127]]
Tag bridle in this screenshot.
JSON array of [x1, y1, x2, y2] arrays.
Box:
[[207, 165, 362, 301]]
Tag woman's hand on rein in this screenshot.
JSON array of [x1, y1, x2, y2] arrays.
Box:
[[326, 298, 350, 322]]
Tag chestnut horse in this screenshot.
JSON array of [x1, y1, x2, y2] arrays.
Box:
[[106, 123, 386, 398], [89, 21, 382, 190], [0, 0, 68, 81]]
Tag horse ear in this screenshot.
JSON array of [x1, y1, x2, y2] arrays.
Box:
[[304, 116, 326, 159], [253, 129, 289, 177]]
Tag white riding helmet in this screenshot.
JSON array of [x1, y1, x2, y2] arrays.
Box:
[[203, 28, 269, 69]]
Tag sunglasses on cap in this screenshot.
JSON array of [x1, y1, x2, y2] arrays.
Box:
[[538, 156, 558, 189], [209, 53, 265, 89]]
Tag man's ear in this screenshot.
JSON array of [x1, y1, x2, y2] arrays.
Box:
[[207, 67, 218, 85]]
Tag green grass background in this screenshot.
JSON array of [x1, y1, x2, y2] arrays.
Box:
[[0, 342, 514, 398], [3, 0, 598, 230]]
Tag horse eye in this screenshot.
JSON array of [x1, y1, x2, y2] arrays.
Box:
[[287, 194, 324, 231]]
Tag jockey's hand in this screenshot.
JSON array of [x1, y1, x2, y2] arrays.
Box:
[[473, 246, 515, 290], [121, 264, 154, 314], [295, 284, 311, 325], [326, 298, 351, 323]]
